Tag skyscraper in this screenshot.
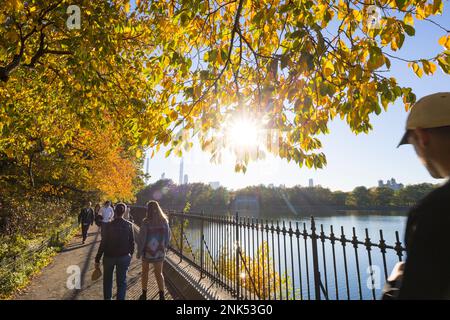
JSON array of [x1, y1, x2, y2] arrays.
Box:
[[179, 158, 184, 185], [145, 158, 150, 184], [308, 178, 314, 187], [184, 174, 189, 185]]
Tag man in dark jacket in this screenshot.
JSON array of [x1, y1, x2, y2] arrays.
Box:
[[95, 203, 134, 300], [78, 202, 94, 244], [383, 92, 450, 299]]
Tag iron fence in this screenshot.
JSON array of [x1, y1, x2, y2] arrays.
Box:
[[163, 209, 406, 300]]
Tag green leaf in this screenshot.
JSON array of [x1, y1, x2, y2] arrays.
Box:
[[403, 24, 415, 36], [200, 70, 209, 80], [395, 0, 406, 9], [437, 57, 450, 74], [367, 47, 385, 70]]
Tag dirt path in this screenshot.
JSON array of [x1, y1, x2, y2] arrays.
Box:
[[15, 226, 173, 300]]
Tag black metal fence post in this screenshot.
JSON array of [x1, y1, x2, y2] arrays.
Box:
[[235, 211, 240, 300], [200, 210, 205, 278], [310, 216, 321, 300], [180, 211, 184, 262]]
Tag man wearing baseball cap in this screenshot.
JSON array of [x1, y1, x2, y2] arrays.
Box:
[[382, 92, 450, 299]]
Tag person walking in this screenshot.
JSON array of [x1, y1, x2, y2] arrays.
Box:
[[93, 203, 101, 231], [137, 200, 171, 300], [78, 201, 94, 244], [98, 200, 114, 237], [94, 203, 101, 219], [95, 203, 134, 300], [382, 92, 450, 299]]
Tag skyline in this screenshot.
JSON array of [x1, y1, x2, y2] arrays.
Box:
[[144, 157, 416, 190]]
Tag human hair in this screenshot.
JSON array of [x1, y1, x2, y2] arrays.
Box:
[[145, 200, 168, 225], [114, 203, 126, 217], [103, 200, 110, 207], [427, 125, 450, 139]]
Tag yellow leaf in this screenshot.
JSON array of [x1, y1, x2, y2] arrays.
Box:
[[323, 60, 334, 77], [412, 62, 423, 78], [169, 110, 178, 121], [124, 1, 130, 13], [352, 9, 362, 22], [404, 13, 414, 26], [433, 0, 443, 13], [422, 60, 437, 75], [180, 104, 190, 116], [438, 35, 450, 50], [391, 38, 399, 51], [416, 5, 425, 19]]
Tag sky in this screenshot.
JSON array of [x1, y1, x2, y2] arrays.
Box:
[[144, 6, 450, 192]]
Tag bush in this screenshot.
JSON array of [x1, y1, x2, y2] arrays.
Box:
[[0, 217, 77, 299]]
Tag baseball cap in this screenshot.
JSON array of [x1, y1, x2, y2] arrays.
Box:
[[398, 92, 450, 147]]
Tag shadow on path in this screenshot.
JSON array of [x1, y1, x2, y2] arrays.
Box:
[[63, 231, 100, 300], [15, 224, 175, 300]]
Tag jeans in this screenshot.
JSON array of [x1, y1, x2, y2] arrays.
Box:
[[81, 224, 90, 242], [103, 255, 132, 300]]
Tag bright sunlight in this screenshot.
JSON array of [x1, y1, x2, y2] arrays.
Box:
[[227, 118, 260, 148]]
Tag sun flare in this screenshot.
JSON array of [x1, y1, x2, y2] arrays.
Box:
[[228, 118, 260, 148]]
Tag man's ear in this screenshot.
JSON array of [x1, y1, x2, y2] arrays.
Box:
[[413, 127, 430, 149]]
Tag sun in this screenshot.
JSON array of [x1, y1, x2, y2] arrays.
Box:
[[227, 118, 260, 148]]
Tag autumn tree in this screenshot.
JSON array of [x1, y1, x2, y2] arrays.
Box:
[[1, 0, 449, 202], [0, 0, 167, 205], [136, 0, 450, 171]]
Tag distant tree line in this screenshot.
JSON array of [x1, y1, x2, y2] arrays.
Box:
[[135, 179, 437, 216], [135, 179, 230, 213]]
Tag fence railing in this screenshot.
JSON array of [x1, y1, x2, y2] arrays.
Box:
[[161, 209, 406, 300]]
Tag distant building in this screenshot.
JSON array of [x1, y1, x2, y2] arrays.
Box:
[[179, 158, 184, 185], [161, 172, 166, 179], [308, 178, 314, 188], [268, 183, 275, 188], [209, 181, 220, 190], [183, 174, 189, 185], [145, 158, 150, 184], [378, 178, 404, 191]]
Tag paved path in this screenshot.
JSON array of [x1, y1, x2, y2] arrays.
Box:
[[15, 227, 174, 300]]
